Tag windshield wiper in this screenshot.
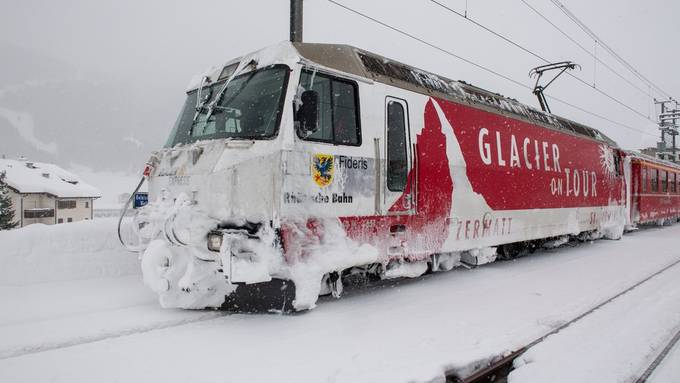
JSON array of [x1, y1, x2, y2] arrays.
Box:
[[204, 59, 258, 122], [192, 76, 211, 122], [206, 71, 257, 117], [187, 59, 258, 137]]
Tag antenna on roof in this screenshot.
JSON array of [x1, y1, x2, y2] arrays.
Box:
[[529, 61, 580, 113], [290, 0, 303, 43]]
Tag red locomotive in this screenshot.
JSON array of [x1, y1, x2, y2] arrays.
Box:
[[127, 42, 680, 310]]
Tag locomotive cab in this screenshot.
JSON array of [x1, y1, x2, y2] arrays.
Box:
[[136, 42, 376, 310]]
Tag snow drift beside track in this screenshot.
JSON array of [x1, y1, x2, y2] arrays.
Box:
[[0, 218, 139, 285]]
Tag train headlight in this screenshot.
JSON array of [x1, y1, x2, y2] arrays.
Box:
[[207, 231, 223, 252]]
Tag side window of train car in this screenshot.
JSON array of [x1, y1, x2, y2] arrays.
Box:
[[387, 100, 408, 191], [662, 171, 668, 193], [613, 152, 622, 177], [296, 70, 360, 146], [671, 172, 677, 193], [651, 168, 658, 193], [641, 166, 647, 193]]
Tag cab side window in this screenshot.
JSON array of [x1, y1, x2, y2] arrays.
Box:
[[387, 101, 407, 192], [297, 70, 360, 146]]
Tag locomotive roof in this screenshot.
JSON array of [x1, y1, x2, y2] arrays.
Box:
[[293, 42, 618, 147]]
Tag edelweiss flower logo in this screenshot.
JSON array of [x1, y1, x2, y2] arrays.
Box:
[[599, 144, 616, 180]]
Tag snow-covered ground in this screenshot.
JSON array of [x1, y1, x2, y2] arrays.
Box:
[[0, 221, 679, 382], [510, 257, 680, 382]]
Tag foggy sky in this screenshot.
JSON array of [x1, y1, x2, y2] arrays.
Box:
[[2, 0, 679, 153]]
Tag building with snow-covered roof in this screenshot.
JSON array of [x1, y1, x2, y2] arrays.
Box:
[[0, 159, 101, 227]]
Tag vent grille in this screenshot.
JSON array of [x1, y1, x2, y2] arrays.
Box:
[[356, 51, 611, 145]]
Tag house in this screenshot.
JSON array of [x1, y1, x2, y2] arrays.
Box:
[[0, 159, 101, 227]]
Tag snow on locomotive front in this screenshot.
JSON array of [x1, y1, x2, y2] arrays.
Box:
[[135, 43, 294, 309]]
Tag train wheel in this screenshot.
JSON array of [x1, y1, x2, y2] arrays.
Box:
[[319, 271, 343, 298], [328, 272, 343, 299]]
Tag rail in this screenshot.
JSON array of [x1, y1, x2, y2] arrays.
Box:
[[445, 257, 680, 382], [634, 326, 680, 383]]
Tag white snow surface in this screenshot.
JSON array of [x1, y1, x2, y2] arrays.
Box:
[[510, 260, 680, 383], [185, 41, 303, 92], [0, 218, 138, 285], [0, 158, 100, 198], [283, 218, 380, 309], [0, 223, 679, 382]]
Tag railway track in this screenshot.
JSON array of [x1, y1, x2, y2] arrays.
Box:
[[0, 283, 303, 360], [3, 236, 679, 383], [445, 257, 680, 383], [0, 309, 226, 360], [634, 326, 680, 383]]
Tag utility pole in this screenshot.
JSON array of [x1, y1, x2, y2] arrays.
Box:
[[290, 0, 303, 43], [673, 100, 680, 162], [655, 98, 680, 162]]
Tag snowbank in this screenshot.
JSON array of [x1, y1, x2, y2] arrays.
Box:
[[0, 218, 139, 285]]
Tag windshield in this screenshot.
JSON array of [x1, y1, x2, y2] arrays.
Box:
[[165, 65, 290, 147]]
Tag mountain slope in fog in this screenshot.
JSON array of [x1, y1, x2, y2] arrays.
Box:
[[0, 43, 177, 172]]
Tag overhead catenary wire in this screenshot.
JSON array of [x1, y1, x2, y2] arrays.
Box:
[[549, 0, 672, 99], [325, 0, 658, 138], [428, 0, 654, 122], [518, 0, 660, 100], [327, 0, 527, 90]]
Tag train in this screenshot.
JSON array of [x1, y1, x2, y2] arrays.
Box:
[[628, 152, 680, 224], [128, 41, 680, 311]]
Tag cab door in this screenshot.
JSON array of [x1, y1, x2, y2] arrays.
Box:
[[383, 97, 415, 215]]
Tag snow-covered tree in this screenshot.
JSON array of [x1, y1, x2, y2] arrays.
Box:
[[0, 171, 19, 230]]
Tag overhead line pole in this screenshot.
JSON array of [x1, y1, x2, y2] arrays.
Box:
[[654, 98, 679, 162], [673, 100, 680, 162], [290, 0, 303, 43]]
